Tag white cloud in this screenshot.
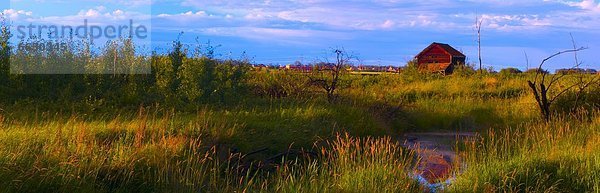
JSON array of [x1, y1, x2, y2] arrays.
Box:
[[158, 11, 207, 18], [34, 7, 150, 26], [2, 9, 33, 20], [178, 0, 461, 30], [480, 14, 551, 31], [557, 0, 600, 12], [175, 0, 569, 32], [192, 26, 350, 45], [381, 20, 395, 28]]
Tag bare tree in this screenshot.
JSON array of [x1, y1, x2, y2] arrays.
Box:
[[475, 15, 484, 73], [309, 48, 353, 103], [568, 34, 600, 111], [527, 36, 592, 121]]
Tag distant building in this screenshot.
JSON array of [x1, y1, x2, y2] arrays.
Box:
[[284, 64, 313, 73], [357, 65, 388, 72], [415, 42, 466, 75], [252, 64, 267, 71]]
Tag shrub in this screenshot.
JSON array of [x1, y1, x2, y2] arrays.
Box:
[[452, 64, 477, 77], [1, 29, 250, 107], [499, 68, 522, 76], [525, 68, 549, 74], [553, 84, 600, 116]]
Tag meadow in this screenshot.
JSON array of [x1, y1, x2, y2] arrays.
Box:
[[0, 26, 599, 192]]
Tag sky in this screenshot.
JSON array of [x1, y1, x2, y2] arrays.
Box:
[[2, 0, 600, 71]]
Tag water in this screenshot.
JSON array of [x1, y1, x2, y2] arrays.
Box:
[[402, 132, 478, 193], [412, 173, 453, 193]]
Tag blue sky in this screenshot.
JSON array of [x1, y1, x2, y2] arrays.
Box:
[[3, 0, 600, 71]]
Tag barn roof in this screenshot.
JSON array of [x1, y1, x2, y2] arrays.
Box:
[[416, 42, 466, 58]]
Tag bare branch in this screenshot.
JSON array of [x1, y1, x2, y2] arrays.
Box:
[[535, 47, 587, 84], [524, 51, 529, 70], [547, 73, 566, 90], [308, 48, 354, 103], [527, 34, 591, 121], [549, 83, 579, 104], [570, 33, 581, 68]]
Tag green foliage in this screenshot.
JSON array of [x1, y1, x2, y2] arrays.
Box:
[[0, 18, 11, 100], [168, 38, 185, 94], [1, 33, 250, 107], [398, 60, 431, 82], [452, 63, 477, 77], [499, 67, 523, 77], [249, 71, 310, 98], [553, 84, 600, 116], [525, 68, 549, 74]]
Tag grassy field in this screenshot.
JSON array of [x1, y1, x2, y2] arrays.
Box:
[[0, 70, 598, 192], [1, 29, 599, 192]]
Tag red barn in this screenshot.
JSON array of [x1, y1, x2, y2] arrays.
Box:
[[415, 42, 466, 75]]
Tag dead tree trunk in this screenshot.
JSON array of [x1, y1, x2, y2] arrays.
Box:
[[527, 46, 587, 121], [527, 81, 551, 121], [475, 15, 484, 73]]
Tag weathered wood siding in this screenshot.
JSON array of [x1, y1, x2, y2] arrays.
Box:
[[417, 45, 451, 65]]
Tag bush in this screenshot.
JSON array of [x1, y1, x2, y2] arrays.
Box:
[[249, 71, 310, 98], [525, 68, 549, 74], [553, 84, 600, 116], [0, 20, 11, 100], [499, 68, 522, 76], [452, 64, 477, 77], [1, 31, 251, 107]]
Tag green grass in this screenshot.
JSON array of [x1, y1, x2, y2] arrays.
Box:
[[2, 26, 599, 192], [449, 114, 600, 192], [0, 72, 598, 192], [0, 113, 422, 192]]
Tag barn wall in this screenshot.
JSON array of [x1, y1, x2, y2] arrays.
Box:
[[452, 57, 466, 65], [417, 45, 451, 65]]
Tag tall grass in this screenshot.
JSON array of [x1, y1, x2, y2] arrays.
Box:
[[1, 72, 598, 192], [268, 134, 423, 193], [449, 111, 600, 192], [0, 109, 422, 192]]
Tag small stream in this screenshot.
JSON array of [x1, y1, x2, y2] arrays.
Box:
[[412, 174, 453, 192], [401, 132, 478, 193]]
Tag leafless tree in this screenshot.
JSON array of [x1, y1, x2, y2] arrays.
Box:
[[568, 34, 600, 111], [475, 15, 484, 73], [527, 35, 595, 121], [309, 48, 353, 103]]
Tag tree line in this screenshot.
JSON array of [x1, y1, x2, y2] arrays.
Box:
[[0, 24, 251, 107]]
